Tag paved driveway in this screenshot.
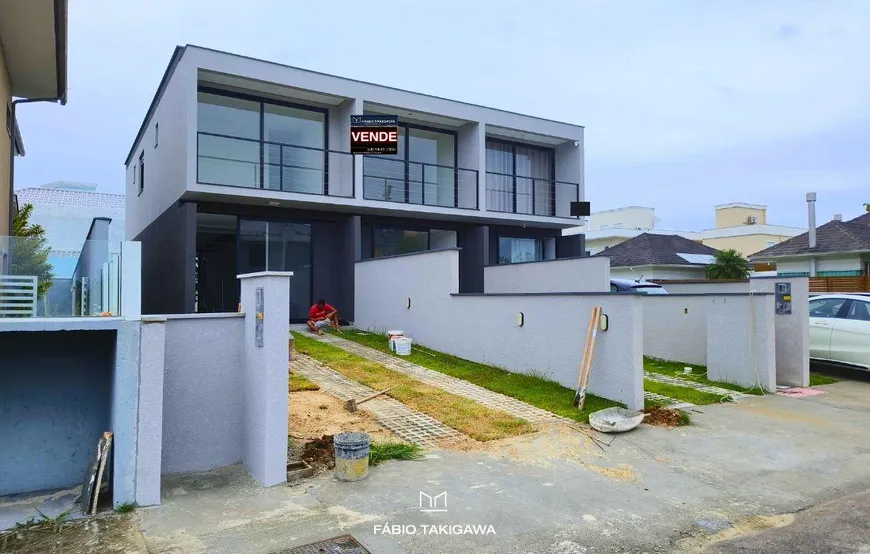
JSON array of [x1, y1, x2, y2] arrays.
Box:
[[135, 380, 870, 553]]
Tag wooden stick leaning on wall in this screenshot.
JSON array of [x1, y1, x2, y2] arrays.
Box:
[[574, 306, 599, 408], [574, 306, 602, 409]]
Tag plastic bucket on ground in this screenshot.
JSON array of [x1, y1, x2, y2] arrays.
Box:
[[387, 330, 404, 351], [394, 337, 413, 356], [333, 432, 371, 481]]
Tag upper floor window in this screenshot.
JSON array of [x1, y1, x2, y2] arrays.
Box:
[[196, 89, 327, 194], [138, 152, 145, 195], [498, 236, 543, 264], [486, 138, 554, 216]]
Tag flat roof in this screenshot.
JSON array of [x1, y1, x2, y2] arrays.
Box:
[[714, 202, 767, 211]]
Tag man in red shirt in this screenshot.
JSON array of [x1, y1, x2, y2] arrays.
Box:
[[307, 298, 341, 335]]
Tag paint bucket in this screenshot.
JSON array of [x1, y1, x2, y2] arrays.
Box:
[[394, 337, 413, 356], [388, 330, 404, 351], [683, 367, 692, 375], [333, 432, 371, 482]]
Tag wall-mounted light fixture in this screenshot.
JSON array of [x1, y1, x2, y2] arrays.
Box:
[[405, 297, 411, 309], [599, 313, 609, 331], [517, 312, 524, 326]]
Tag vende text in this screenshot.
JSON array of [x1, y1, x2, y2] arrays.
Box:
[[351, 131, 397, 142]]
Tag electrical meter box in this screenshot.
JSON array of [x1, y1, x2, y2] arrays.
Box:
[[775, 282, 792, 315]]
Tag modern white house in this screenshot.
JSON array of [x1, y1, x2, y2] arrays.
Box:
[[125, 45, 586, 321]]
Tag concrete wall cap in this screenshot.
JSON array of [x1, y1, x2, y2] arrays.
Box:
[[236, 271, 295, 279]]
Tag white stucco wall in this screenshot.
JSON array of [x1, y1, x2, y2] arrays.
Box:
[[354, 249, 644, 410], [126, 53, 195, 240], [749, 277, 810, 387], [642, 296, 711, 365], [484, 257, 610, 293], [817, 256, 863, 273], [707, 294, 777, 391]]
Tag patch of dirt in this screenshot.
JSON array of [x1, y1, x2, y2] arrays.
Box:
[[0, 514, 146, 554], [287, 390, 399, 474], [643, 406, 685, 428]]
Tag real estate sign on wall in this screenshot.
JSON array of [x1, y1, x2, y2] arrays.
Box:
[[350, 115, 398, 155]]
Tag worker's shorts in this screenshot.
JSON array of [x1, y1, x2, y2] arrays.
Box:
[[314, 319, 331, 329]]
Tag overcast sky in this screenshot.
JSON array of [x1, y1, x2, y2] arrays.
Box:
[[14, 0, 870, 231]]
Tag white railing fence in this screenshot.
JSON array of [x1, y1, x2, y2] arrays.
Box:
[[0, 275, 38, 317]]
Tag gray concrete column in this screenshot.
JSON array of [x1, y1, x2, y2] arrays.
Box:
[[111, 320, 141, 507], [238, 271, 292, 487], [136, 317, 166, 506]]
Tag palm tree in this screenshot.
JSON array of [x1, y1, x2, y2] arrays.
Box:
[[706, 249, 751, 280], [864, 202, 869, 213]]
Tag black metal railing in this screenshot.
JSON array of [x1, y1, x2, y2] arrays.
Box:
[[485, 171, 579, 217], [197, 131, 355, 198], [362, 156, 478, 210]]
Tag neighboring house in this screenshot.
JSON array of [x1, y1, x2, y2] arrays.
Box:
[[125, 45, 586, 321], [698, 203, 804, 257], [15, 182, 125, 277], [593, 232, 719, 280], [0, 0, 69, 237], [564, 206, 700, 255], [751, 212, 870, 277], [15, 182, 125, 316], [563, 203, 803, 259]]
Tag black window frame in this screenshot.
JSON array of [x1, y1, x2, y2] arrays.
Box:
[[363, 121, 460, 207], [485, 137, 556, 216], [138, 151, 144, 196], [496, 235, 545, 265], [196, 86, 331, 194]]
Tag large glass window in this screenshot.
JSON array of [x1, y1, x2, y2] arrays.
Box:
[[498, 237, 543, 265], [197, 90, 327, 193], [363, 122, 457, 207], [486, 139, 554, 215], [373, 227, 429, 258]]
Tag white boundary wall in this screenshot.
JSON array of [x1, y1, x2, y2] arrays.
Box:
[[355, 249, 644, 410], [484, 256, 610, 293]]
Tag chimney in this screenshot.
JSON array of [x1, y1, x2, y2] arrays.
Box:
[[806, 192, 817, 249], [833, 213, 842, 221]]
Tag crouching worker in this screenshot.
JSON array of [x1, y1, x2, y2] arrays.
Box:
[[307, 298, 341, 335]]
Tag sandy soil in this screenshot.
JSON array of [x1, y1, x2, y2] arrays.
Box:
[[288, 390, 398, 442]]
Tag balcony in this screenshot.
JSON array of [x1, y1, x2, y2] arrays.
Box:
[[197, 131, 355, 198], [362, 157, 478, 210], [485, 172, 579, 218]]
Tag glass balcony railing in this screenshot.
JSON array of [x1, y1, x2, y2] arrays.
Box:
[[485, 172, 580, 217], [362, 157, 479, 209], [196, 132, 355, 198], [0, 236, 121, 318]]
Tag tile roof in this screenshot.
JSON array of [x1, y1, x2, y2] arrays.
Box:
[[15, 187, 125, 210], [750, 212, 870, 259], [593, 232, 719, 267]]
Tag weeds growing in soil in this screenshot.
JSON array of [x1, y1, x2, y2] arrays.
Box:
[[369, 442, 424, 466]]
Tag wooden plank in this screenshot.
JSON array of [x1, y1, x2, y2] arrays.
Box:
[[80, 432, 112, 514], [90, 432, 114, 515]]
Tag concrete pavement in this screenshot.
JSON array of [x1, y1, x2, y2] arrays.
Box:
[[131, 379, 870, 553]]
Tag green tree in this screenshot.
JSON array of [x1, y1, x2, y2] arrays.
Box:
[[705, 248, 751, 280], [11, 203, 53, 297], [864, 202, 869, 213]]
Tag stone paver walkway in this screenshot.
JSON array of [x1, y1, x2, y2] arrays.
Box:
[[643, 390, 695, 410], [644, 371, 749, 399], [314, 333, 571, 424], [292, 353, 464, 448]]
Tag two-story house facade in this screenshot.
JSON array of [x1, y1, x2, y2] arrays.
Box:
[[125, 45, 586, 321]]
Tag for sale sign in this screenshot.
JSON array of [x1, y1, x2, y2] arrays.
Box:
[[351, 115, 398, 155]]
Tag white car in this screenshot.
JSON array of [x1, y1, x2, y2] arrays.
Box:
[[809, 294, 870, 369]]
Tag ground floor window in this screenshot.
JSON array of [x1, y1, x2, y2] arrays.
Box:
[[498, 237, 543, 264], [373, 227, 429, 258]]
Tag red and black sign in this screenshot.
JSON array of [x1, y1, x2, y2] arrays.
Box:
[[351, 115, 398, 155]]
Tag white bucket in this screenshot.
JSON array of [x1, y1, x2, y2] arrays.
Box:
[[394, 337, 413, 356], [388, 330, 404, 351]]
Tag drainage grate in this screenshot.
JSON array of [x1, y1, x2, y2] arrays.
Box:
[[274, 535, 371, 554]]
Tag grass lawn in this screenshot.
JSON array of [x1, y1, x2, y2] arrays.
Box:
[[332, 329, 622, 423], [644, 357, 764, 395], [293, 332, 534, 441], [810, 373, 839, 386], [369, 442, 424, 466], [644, 379, 729, 406], [289, 372, 320, 392]]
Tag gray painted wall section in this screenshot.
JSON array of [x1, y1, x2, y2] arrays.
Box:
[[707, 294, 777, 391], [354, 249, 643, 410], [136, 319, 165, 506], [642, 296, 710, 365], [749, 277, 810, 387], [161, 315, 245, 474], [110, 321, 141, 507], [239, 272, 291, 486], [484, 257, 610, 293], [0, 330, 114, 496]]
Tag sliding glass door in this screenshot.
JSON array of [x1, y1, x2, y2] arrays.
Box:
[[238, 220, 312, 321]]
